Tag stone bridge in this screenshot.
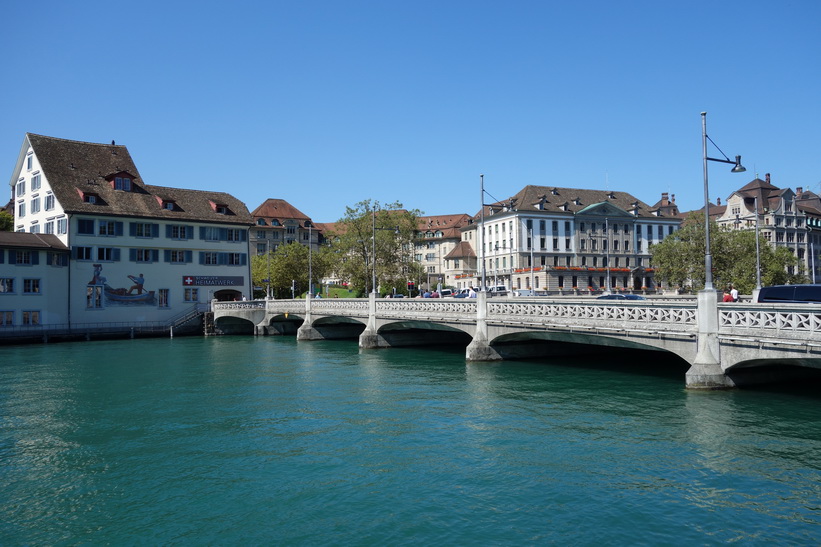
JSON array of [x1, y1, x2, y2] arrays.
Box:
[[212, 292, 821, 389]]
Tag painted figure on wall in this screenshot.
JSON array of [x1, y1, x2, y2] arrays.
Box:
[[87, 264, 156, 305]]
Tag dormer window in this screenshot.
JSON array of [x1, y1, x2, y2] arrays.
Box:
[[164, 201, 176, 210], [114, 176, 132, 191], [84, 193, 98, 204], [551, 188, 559, 195], [271, 219, 281, 226], [257, 218, 267, 226], [607, 191, 616, 199], [209, 200, 232, 215]]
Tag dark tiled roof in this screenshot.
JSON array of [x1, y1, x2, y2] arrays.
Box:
[[0, 232, 68, 250], [418, 214, 472, 239], [475, 185, 665, 219], [444, 240, 476, 260], [250, 198, 311, 225], [28, 134, 252, 226]]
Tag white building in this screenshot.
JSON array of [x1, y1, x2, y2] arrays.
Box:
[[0, 232, 69, 329], [474, 185, 682, 293], [7, 134, 253, 328]]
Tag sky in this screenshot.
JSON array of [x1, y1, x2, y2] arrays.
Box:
[[2, 1, 820, 223]]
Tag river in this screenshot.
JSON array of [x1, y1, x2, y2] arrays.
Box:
[[1, 336, 820, 544]]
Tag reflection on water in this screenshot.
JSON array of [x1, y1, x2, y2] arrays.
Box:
[[1, 337, 820, 545]]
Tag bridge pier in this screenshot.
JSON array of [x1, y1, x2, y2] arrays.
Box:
[[359, 292, 389, 349], [466, 293, 502, 362], [686, 290, 735, 389]]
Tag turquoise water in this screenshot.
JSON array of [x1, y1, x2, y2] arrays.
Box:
[[1, 337, 820, 545]]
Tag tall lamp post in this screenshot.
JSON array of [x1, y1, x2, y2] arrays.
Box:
[[701, 111, 746, 290], [308, 222, 313, 297], [480, 174, 486, 291]]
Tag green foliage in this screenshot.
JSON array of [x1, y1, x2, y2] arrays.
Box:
[[651, 212, 802, 293], [326, 200, 421, 295], [0, 210, 13, 232], [251, 241, 333, 299]]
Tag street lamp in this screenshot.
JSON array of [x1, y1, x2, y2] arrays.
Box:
[[701, 111, 746, 290], [308, 222, 312, 297]]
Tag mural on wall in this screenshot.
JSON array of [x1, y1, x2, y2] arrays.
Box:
[[89, 264, 156, 305]]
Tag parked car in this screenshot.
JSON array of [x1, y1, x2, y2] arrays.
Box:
[[512, 289, 537, 297], [756, 284, 821, 303], [597, 294, 647, 300], [486, 286, 508, 296], [439, 289, 454, 298]]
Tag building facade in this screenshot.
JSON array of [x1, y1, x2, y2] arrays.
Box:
[[716, 173, 821, 281], [249, 198, 321, 257], [7, 134, 253, 328], [473, 185, 681, 293], [414, 214, 473, 290], [0, 232, 69, 328]]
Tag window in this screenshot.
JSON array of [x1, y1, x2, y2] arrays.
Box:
[[26, 154, 32, 171], [202, 227, 220, 241], [57, 218, 67, 234], [132, 222, 157, 238], [0, 311, 12, 327], [30, 197, 40, 214], [114, 177, 132, 191], [23, 279, 40, 294], [22, 311, 40, 326], [168, 225, 191, 240], [166, 250, 191, 264], [75, 246, 93, 260], [227, 228, 243, 241], [184, 288, 199, 302], [45, 194, 55, 211], [30, 224, 40, 234], [134, 249, 156, 263], [87, 286, 103, 308], [256, 230, 266, 239], [0, 279, 14, 293], [98, 220, 120, 236], [97, 247, 119, 261], [202, 252, 218, 265], [17, 202, 25, 217], [16, 179, 25, 196], [228, 253, 243, 266], [31, 173, 41, 191], [158, 289, 170, 308], [15, 251, 33, 265], [45, 221, 54, 234], [78, 219, 95, 234], [84, 194, 97, 204]]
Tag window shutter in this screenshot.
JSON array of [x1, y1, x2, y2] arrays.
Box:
[[164, 250, 171, 262], [220, 228, 228, 241], [185, 250, 192, 263], [9, 252, 16, 264], [241, 254, 247, 266], [200, 227, 206, 240], [186, 226, 193, 239], [166, 225, 173, 238], [130, 248, 137, 261], [218, 252, 228, 265], [113, 248, 121, 261], [240, 230, 247, 242], [199, 252, 205, 265], [152, 224, 160, 238], [31, 251, 39, 265], [0, 250, 3, 263], [152, 249, 159, 262], [130, 223, 137, 236]]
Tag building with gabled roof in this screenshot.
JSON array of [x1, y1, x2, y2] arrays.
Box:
[[716, 173, 821, 281], [471, 184, 681, 293], [415, 213, 473, 290], [6, 133, 253, 331], [249, 198, 322, 257]]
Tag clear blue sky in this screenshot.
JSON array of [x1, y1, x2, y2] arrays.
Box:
[[3, 1, 819, 223]]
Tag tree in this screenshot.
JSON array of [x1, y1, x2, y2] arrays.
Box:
[[0, 210, 13, 232], [327, 200, 421, 295], [652, 212, 802, 293], [250, 241, 333, 299]]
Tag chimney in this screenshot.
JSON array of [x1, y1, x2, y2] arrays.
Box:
[[797, 187, 803, 196], [765, 173, 771, 183], [717, 197, 722, 206], [671, 194, 676, 203], [661, 192, 669, 205]]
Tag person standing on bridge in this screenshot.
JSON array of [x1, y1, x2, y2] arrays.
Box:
[[723, 289, 733, 303], [730, 284, 739, 302]]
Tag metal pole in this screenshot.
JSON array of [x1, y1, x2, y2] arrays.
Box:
[[605, 217, 611, 292], [308, 223, 313, 297], [529, 227, 534, 290], [702, 112, 714, 291], [754, 196, 762, 290], [372, 208, 376, 295], [480, 174, 486, 291]]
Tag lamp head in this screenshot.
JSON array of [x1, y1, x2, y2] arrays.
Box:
[[731, 155, 746, 173]]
